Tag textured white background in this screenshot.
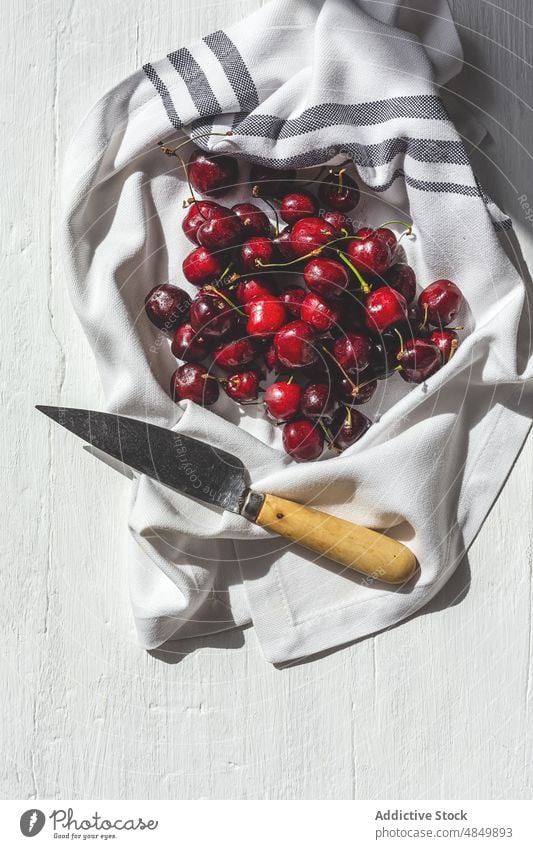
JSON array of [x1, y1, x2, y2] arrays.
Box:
[[1, 0, 532, 800]]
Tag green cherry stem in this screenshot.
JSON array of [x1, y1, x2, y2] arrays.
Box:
[[336, 252, 372, 295], [321, 345, 358, 393], [203, 285, 246, 317], [378, 218, 413, 236]]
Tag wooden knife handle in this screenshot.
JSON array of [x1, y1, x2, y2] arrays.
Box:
[[254, 494, 416, 584]]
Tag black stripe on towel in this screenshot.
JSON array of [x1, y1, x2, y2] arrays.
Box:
[[143, 63, 182, 128], [203, 30, 259, 112], [167, 47, 221, 117]]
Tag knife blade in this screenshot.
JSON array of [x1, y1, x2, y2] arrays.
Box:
[[36, 405, 417, 585]]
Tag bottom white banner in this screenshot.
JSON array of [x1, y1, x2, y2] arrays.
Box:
[[1, 799, 531, 847]]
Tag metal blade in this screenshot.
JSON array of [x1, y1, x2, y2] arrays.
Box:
[[36, 406, 248, 514]]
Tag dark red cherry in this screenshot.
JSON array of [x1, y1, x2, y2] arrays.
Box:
[[318, 170, 360, 212], [329, 407, 370, 451], [145, 284, 191, 332], [374, 227, 397, 256], [240, 236, 276, 273], [275, 225, 297, 260], [188, 149, 238, 197], [290, 217, 336, 258], [183, 246, 223, 287], [385, 263, 416, 304], [282, 419, 324, 461], [235, 277, 276, 305], [263, 343, 284, 373], [419, 280, 463, 327], [171, 322, 211, 362], [182, 201, 220, 244], [346, 235, 392, 276], [264, 381, 302, 421], [224, 370, 261, 403], [212, 337, 257, 370], [190, 292, 238, 338], [321, 210, 354, 237], [397, 338, 442, 383], [170, 363, 219, 406], [406, 305, 431, 338], [249, 164, 297, 198], [365, 287, 408, 334], [279, 286, 306, 318], [332, 332, 371, 372], [337, 293, 365, 330], [355, 227, 374, 239], [301, 383, 335, 420], [280, 191, 318, 225], [274, 320, 318, 368], [369, 330, 403, 379], [431, 329, 459, 363], [246, 296, 287, 336], [231, 202, 271, 237], [196, 205, 241, 251], [301, 292, 341, 333], [304, 257, 350, 299], [336, 376, 377, 406]]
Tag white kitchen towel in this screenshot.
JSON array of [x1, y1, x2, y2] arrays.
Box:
[[62, 0, 532, 663]]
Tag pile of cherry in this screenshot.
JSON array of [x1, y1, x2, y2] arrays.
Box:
[[145, 141, 465, 461]]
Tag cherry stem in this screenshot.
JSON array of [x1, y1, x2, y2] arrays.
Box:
[[203, 285, 246, 316], [159, 141, 203, 218], [159, 130, 233, 156], [337, 252, 372, 294], [421, 304, 429, 329], [394, 327, 405, 356], [335, 167, 347, 195], [448, 340, 459, 362], [321, 345, 358, 392], [256, 233, 360, 270], [253, 192, 280, 237], [378, 218, 413, 238], [287, 375, 295, 385]]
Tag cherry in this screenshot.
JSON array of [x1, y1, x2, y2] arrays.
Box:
[[321, 210, 354, 237], [338, 293, 365, 330], [431, 329, 459, 363], [280, 191, 318, 225], [264, 380, 302, 421], [145, 284, 191, 332], [419, 280, 463, 327], [318, 170, 360, 212], [369, 332, 403, 379], [374, 227, 397, 256], [385, 263, 416, 303], [304, 257, 350, 299], [329, 407, 370, 451], [196, 205, 242, 251], [279, 286, 306, 318], [249, 164, 296, 198], [235, 277, 276, 305], [274, 320, 318, 368], [336, 375, 377, 406], [190, 291, 238, 338], [224, 370, 261, 403], [301, 292, 341, 333], [346, 235, 392, 276], [301, 383, 335, 420], [290, 217, 336, 258], [188, 149, 238, 197], [183, 246, 223, 287], [365, 287, 408, 334], [332, 332, 371, 372], [397, 338, 442, 383], [171, 322, 211, 362], [275, 225, 297, 260], [246, 296, 287, 336], [170, 363, 219, 406], [240, 236, 277, 272], [231, 202, 271, 237], [212, 337, 257, 370], [182, 200, 220, 244], [355, 227, 374, 239], [263, 342, 284, 373], [301, 355, 332, 384], [282, 419, 324, 461], [406, 305, 431, 338]]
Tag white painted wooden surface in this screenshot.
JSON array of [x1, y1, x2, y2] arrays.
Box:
[[1, 0, 531, 800]]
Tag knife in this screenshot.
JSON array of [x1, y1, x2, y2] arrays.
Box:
[[36, 406, 417, 584]]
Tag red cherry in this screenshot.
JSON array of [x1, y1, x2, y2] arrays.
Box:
[[336, 376, 377, 406], [145, 284, 191, 332], [374, 227, 397, 255], [190, 292, 238, 338], [430, 329, 459, 363], [263, 343, 284, 373], [183, 246, 223, 287], [235, 277, 276, 305], [274, 320, 318, 368], [406, 305, 431, 338], [321, 210, 354, 237], [346, 235, 392, 276], [419, 279, 463, 327], [264, 381, 302, 421], [188, 150, 238, 197], [246, 296, 287, 336], [282, 419, 324, 461], [231, 202, 271, 237], [304, 257, 350, 299], [385, 263, 416, 303], [355, 227, 374, 239], [240, 236, 276, 273], [329, 407, 370, 451], [397, 338, 442, 383], [182, 201, 220, 244], [249, 164, 296, 198], [275, 225, 297, 260], [171, 322, 211, 362], [170, 363, 219, 406], [279, 286, 306, 318], [280, 191, 318, 225], [318, 171, 360, 212], [301, 383, 335, 420], [196, 205, 242, 251], [365, 287, 408, 333], [224, 370, 261, 403], [290, 217, 336, 258], [301, 292, 341, 333], [332, 332, 371, 372], [212, 337, 257, 370]]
